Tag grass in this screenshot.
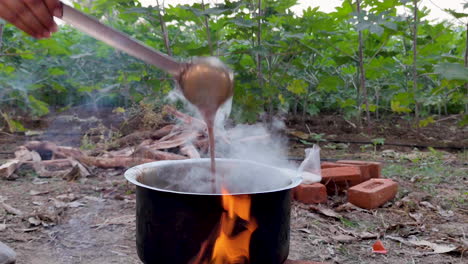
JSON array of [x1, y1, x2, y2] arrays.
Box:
[[382, 148, 466, 211]]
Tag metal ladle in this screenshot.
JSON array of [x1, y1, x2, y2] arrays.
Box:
[[55, 3, 233, 111]]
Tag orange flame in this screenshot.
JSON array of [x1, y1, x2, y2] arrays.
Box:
[[210, 188, 257, 264]]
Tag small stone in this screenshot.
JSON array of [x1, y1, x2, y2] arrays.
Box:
[[0, 241, 16, 264]]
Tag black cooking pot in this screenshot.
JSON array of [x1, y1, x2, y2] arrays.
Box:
[[125, 159, 302, 264]]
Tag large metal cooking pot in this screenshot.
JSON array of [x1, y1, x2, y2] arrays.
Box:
[[125, 159, 304, 264]]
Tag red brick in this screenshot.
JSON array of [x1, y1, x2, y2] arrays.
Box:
[[321, 166, 361, 181], [320, 161, 350, 169], [321, 166, 362, 193], [337, 160, 382, 179], [348, 179, 398, 209], [293, 183, 327, 204]]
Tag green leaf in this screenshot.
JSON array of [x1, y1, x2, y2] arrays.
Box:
[[10, 120, 26, 132], [434, 63, 468, 81], [1, 112, 25, 133], [371, 138, 385, 146], [458, 115, 468, 127], [229, 18, 256, 28], [340, 98, 356, 109], [419, 116, 435, 127], [48, 67, 66, 76], [287, 79, 307, 95], [239, 54, 255, 68], [444, 9, 468, 18], [361, 104, 377, 112], [391, 100, 412, 113], [28, 95, 49, 116], [317, 76, 343, 92], [4, 66, 15, 74]]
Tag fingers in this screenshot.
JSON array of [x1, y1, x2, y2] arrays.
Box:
[[24, 0, 58, 34], [44, 0, 61, 17], [0, 0, 60, 38], [0, 2, 37, 37]]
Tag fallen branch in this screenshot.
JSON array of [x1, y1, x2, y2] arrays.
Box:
[[25, 141, 84, 159], [149, 131, 200, 150], [180, 144, 201, 159], [78, 156, 155, 168], [163, 105, 206, 130], [0, 201, 24, 216], [0, 160, 20, 179], [116, 125, 175, 147], [133, 146, 187, 160]]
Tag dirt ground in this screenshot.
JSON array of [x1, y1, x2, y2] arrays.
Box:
[[1, 110, 467, 264]]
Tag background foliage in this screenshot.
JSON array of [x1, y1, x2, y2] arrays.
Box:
[[0, 0, 467, 126]]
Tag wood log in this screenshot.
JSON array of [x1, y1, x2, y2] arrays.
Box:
[[149, 131, 200, 150], [104, 147, 135, 158], [0, 160, 20, 179], [116, 125, 175, 147], [163, 105, 206, 130], [14, 146, 33, 162], [23, 159, 72, 168], [78, 156, 155, 168], [194, 138, 209, 153], [180, 144, 201, 159], [151, 124, 176, 139], [24, 141, 84, 159], [64, 159, 91, 181], [133, 146, 186, 160]]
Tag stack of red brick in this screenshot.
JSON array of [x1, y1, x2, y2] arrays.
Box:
[[293, 160, 398, 209]]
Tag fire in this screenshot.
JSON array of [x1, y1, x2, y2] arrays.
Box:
[[210, 188, 257, 264]]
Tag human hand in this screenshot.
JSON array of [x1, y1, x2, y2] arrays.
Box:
[[0, 0, 61, 39]]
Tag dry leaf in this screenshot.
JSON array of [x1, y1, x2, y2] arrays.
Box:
[[335, 202, 360, 212], [409, 212, 423, 222], [84, 196, 105, 203], [1, 202, 23, 216], [332, 234, 357, 243], [51, 198, 67, 209], [67, 201, 85, 208], [29, 190, 49, 196], [309, 205, 342, 219], [19, 227, 40, 232], [420, 201, 436, 210], [298, 228, 311, 234], [0, 223, 6, 231], [288, 130, 310, 140], [28, 217, 41, 226], [358, 231, 378, 240], [437, 206, 454, 218], [387, 236, 457, 254], [56, 193, 77, 202]]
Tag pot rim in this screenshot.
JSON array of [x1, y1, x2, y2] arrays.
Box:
[[124, 158, 303, 196]]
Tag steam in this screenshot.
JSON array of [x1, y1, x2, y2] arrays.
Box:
[[162, 56, 303, 193]]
